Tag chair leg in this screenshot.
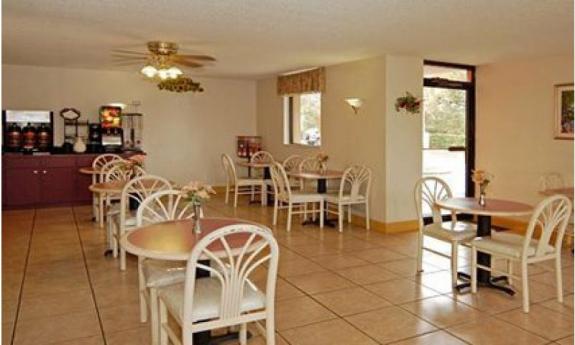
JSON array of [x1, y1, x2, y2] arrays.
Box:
[[138, 257, 148, 323], [348, 205, 352, 223], [251, 185, 255, 201], [471, 247, 477, 293], [312, 203, 316, 221], [365, 201, 370, 230], [225, 184, 229, 204], [303, 204, 308, 221], [239, 323, 247, 345], [234, 187, 239, 208], [507, 260, 514, 286], [149, 288, 160, 345], [120, 247, 127, 271], [261, 185, 266, 206], [273, 199, 279, 225], [556, 255, 564, 303], [319, 201, 324, 228], [99, 195, 105, 227], [159, 300, 169, 345], [451, 242, 459, 287], [287, 202, 293, 232], [338, 204, 343, 232], [266, 313, 276, 345], [521, 261, 530, 313], [416, 231, 424, 272]]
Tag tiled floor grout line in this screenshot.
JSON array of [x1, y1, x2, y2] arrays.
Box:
[[72, 207, 109, 345], [9, 209, 37, 345]]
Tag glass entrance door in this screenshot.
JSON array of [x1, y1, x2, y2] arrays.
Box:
[[423, 62, 475, 197]]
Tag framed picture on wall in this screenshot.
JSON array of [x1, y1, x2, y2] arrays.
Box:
[[554, 83, 574, 140]]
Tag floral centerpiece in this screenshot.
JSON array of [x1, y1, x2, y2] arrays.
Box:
[[471, 169, 493, 206], [121, 154, 146, 176], [316, 153, 329, 173], [181, 181, 216, 233], [395, 92, 422, 114]]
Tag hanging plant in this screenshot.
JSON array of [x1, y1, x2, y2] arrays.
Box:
[[157, 76, 204, 93], [395, 92, 422, 114]]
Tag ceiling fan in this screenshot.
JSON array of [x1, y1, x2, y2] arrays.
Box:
[[113, 41, 215, 92]]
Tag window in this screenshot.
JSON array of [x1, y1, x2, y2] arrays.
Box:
[[284, 92, 321, 146]]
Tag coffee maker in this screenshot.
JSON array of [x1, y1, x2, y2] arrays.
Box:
[[99, 106, 123, 153]]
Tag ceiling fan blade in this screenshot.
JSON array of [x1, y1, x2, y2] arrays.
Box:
[[173, 59, 204, 68], [177, 54, 216, 61], [111, 56, 149, 61], [110, 61, 143, 66], [112, 49, 148, 56]]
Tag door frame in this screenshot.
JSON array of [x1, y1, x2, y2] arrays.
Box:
[[423, 60, 476, 197]]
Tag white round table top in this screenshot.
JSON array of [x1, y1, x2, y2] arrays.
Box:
[[79, 166, 101, 175], [120, 217, 265, 261], [436, 197, 533, 217], [540, 187, 574, 200], [236, 161, 273, 168], [287, 170, 344, 180]]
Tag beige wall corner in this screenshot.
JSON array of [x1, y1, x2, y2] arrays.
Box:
[[476, 56, 574, 207], [384, 55, 424, 222]]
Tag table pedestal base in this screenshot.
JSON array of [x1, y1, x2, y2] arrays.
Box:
[[455, 271, 515, 295], [302, 218, 337, 228]]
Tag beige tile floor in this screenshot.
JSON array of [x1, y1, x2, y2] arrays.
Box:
[[2, 195, 574, 345]]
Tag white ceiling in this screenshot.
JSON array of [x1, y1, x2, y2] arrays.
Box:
[[3, 0, 573, 79]]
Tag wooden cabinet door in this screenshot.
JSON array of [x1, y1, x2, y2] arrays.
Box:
[[40, 167, 77, 205], [3, 168, 41, 207]]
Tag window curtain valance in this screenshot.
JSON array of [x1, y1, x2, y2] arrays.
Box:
[[277, 67, 325, 95]]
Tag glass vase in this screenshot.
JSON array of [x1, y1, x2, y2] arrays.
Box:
[[478, 192, 486, 207], [193, 203, 202, 234]]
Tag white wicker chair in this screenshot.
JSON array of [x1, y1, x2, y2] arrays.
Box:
[[270, 162, 325, 231], [114, 175, 172, 270], [250, 150, 274, 164], [137, 189, 199, 344], [297, 157, 322, 192], [157, 224, 279, 345], [222, 154, 266, 207], [91, 154, 123, 225], [471, 195, 572, 313], [414, 177, 477, 287], [282, 154, 303, 189], [325, 165, 372, 232]]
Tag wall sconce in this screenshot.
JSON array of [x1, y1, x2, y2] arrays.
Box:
[[345, 98, 363, 114]]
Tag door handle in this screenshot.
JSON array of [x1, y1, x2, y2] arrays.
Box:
[[42, 170, 47, 174], [33, 170, 38, 174]]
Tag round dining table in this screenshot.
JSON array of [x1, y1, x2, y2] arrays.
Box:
[[436, 197, 533, 295], [121, 217, 267, 345]]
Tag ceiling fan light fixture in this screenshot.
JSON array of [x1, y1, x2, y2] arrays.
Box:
[[167, 66, 183, 79], [157, 69, 170, 80], [141, 65, 157, 78]]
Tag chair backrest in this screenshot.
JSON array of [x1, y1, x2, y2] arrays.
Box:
[[539, 172, 565, 192], [99, 159, 125, 177], [250, 151, 274, 164], [269, 162, 292, 201], [282, 154, 303, 172], [92, 154, 122, 169], [338, 165, 372, 201], [299, 157, 321, 172], [181, 224, 278, 343], [221, 154, 238, 184], [136, 189, 197, 226], [522, 195, 572, 258], [104, 162, 146, 182], [119, 175, 172, 230], [414, 177, 456, 226]]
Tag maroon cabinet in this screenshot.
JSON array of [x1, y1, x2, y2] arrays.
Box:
[[2, 154, 100, 209]]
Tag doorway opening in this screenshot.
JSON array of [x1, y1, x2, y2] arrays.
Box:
[[423, 61, 476, 197]]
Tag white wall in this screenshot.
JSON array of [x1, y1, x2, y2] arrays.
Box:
[[384, 56, 423, 222], [2, 64, 257, 185], [256, 57, 388, 221], [476, 56, 574, 207]]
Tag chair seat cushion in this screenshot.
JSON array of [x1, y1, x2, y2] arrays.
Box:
[[325, 193, 366, 204], [472, 232, 555, 258], [423, 221, 477, 242], [291, 192, 325, 203], [158, 277, 265, 323], [237, 178, 265, 186], [143, 260, 186, 288]]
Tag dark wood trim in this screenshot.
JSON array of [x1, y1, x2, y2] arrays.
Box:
[[423, 61, 476, 198]]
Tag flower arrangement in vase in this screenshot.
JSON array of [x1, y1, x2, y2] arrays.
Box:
[[394, 92, 422, 114], [316, 153, 329, 173], [471, 169, 493, 206], [121, 154, 147, 176], [181, 181, 216, 233]]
